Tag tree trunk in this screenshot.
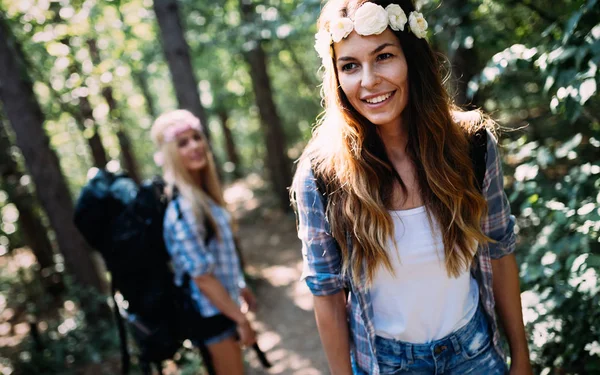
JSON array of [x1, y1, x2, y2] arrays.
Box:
[[87, 39, 141, 182], [132, 70, 158, 119], [0, 114, 62, 291], [101, 85, 141, 183], [0, 15, 106, 293], [281, 38, 319, 90], [52, 15, 109, 168], [76, 95, 110, 168], [153, 0, 210, 138], [217, 110, 242, 179], [239, 0, 292, 212]]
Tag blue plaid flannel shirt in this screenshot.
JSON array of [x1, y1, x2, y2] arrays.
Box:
[[294, 130, 516, 374], [163, 196, 245, 318]]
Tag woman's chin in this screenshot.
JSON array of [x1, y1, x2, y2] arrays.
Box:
[[186, 160, 207, 172]]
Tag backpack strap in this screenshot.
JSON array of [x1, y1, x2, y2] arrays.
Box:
[[111, 278, 130, 374], [469, 127, 488, 193], [314, 170, 328, 208]]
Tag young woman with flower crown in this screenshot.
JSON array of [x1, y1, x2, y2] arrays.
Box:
[[291, 1, 532, 374], [151, 110, 257, 375]]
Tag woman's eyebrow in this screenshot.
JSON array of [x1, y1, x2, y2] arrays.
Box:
[[336, 42, 396, 63], [370, 43, 395, 55]]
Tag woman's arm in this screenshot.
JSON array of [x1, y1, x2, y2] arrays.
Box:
[[491, 255, 532, 374], [292, 161, 350, 373], [314, 291, 353, 375], [194, 274, 256, 346], [482, 131, 532, 373], [194, 274, 246, 324]]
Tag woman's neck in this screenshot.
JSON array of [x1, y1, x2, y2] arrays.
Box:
[[190, 170, 203, 189], [378, 120, 409, 163]]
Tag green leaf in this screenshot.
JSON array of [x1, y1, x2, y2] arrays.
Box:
[[579, 78, 597, 105], [586, 254, 600, 268], [564, 10, 583, 44]]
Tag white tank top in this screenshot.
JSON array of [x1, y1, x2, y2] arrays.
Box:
[[371, 206, 479, 343]]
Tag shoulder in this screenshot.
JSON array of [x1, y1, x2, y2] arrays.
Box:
[[484, 128, 500, 168], [293, 158, 319, 194], [164, 196, 193, 227]]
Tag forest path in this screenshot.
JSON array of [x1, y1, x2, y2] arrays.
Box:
[[226, 175, 327, 375]]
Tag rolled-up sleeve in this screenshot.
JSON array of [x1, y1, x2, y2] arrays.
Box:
[[293, 161, 345, 296], [482, 130, 516, 259], [163, 200, 216, 277]]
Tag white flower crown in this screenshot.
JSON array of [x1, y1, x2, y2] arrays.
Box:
[[315, 3, 428, 61]]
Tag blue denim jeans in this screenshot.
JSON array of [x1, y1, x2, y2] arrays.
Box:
[[374, 305, 507, 374]]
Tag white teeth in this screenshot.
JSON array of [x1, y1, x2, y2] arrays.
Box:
[[365, 92, 392, 104]]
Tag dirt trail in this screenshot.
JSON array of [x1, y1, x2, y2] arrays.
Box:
[[224, 177, 328, 375]]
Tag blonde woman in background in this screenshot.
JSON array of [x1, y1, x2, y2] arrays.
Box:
[[151, 110, 256, 375]]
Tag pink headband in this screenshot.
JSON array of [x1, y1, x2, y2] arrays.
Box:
[[162, 122, 203, 143]]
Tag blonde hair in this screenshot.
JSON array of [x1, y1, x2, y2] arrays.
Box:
[[291, 0, 494, 286], [151, 109, 225, 238]]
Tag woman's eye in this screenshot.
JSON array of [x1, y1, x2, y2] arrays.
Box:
[[177, 139, 188, 148], [341, 62, 358, 72], [377, 53, 393, 61], [192, 133, 203, 142]]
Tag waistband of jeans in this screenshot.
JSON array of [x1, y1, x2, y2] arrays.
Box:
[[375, 303, 488, 358]]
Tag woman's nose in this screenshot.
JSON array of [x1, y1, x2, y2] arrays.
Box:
[[361, 65, 380, 89], [190, 138, 203, 150]]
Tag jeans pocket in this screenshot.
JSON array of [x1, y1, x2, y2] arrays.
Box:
[[376, 352, 406, 375], [378, 359, 406, 375], [460, 330, 492, 360]]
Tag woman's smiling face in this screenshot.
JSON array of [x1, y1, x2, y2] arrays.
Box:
[[175, 129, 207, 173], [334, 28, 409, 129]]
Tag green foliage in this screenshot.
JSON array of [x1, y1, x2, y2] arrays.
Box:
[[463, 0, 600, 371], [505, 133, 600, 373], [0, 251, 119, 374]]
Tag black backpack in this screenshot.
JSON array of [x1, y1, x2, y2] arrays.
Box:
[[74, 170, 271, 374], [73, 170, 213, 374]]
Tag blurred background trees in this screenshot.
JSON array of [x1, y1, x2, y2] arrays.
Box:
[[0, 0, 597, 374]]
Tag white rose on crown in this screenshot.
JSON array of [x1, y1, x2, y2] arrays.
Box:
[[385, 4, 407, 31], [313, 4, 430, 60], [315, 29, 333, 61], [353, 2, 388, 36], [330, 17, 354, 43], [409, 11, 428, 39]]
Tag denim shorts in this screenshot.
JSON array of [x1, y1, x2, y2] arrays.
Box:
[[374, 305, 507, 374], [190, 313, 238, 346]]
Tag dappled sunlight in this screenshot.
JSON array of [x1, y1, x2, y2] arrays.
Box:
[[290, 278, 314, 312], [224, 181, 255, 204], [259, 265, 299, 287], [234, 201, 327, 374]]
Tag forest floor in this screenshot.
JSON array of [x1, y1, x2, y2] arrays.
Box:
[[224, 174, 327, 375]]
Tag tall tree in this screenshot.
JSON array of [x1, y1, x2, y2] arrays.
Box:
[[152, 0, 210, 139], [239, 0, 292, 211], [217, 109, 242, 179], [87, 39, 141, 183], [0, 14, 105, 292], [0, 111, 63, 294]]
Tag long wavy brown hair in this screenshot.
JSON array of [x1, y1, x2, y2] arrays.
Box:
[[292, 0, 495, 286]]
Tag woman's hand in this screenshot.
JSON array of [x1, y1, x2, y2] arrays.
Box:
[[236, 318, 257, 347], [240, 287, 258, 312]]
